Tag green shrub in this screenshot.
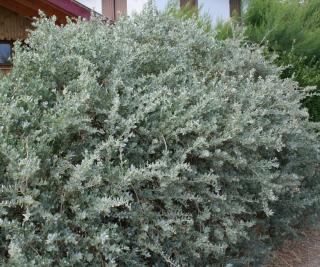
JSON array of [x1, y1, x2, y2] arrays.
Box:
[[215, 19, 234, 40], [166, 0, 212, 32], [0, 4, 319, 266], [245, 0, 320, 58], [243, 0, 320, 121]]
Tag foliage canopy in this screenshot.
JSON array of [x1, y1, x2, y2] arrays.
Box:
[[244, 0, 320, 121], [0, 3, 319, 266]]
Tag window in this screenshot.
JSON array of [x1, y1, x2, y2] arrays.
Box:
[[0, 42, 12, 65]]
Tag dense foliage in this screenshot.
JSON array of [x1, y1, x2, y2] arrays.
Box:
[[0, 4, 319, 266], [244, 0, 320, 121], [165, 0, 212, 32]]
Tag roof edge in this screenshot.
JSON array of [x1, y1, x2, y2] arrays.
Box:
[[46, 0, 91, 19]]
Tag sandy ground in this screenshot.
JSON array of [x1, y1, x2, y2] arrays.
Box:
[[266, 228, 320, 267]]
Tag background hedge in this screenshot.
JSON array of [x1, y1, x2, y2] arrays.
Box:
[[217, 0, 320, 121]]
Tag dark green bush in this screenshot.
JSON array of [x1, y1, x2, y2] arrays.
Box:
[[244, 0, 320, 121], [0, 4, 319, 266]]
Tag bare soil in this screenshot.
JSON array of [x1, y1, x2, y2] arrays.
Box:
[[266, 228, 320, 267]]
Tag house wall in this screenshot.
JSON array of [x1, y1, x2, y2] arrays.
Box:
[[0, 6, 31, 41]]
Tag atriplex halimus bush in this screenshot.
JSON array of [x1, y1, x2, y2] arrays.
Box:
[[0, 3, 319, 266]]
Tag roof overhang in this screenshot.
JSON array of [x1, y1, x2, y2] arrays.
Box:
[[0, 0, 91, 24]]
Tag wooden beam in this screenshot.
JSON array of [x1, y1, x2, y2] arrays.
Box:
[[102, 0, 115, 20], [0, 66, 12, 74], [0, 0, 36, 17], [230, 0, 241, 17], [115, 0, 127, 20], [180, 0, 198, 8]]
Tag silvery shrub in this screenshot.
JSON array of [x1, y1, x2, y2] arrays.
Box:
[[0, 3, 319, 266]]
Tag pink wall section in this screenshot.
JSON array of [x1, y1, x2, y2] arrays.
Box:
[[102, 0, 127, 20]]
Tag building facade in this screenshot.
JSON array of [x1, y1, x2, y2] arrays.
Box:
[[0, 0, 242, 73], [102, 0, 127, 21], [103, 0, 241, 23], [0, 0, 91, 73], [152, 0, 241, 22]]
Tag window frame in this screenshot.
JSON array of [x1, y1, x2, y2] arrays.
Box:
[[0, 40, 13, 68]]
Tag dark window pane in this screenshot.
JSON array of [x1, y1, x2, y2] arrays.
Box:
[[0, 44, 12, 64]]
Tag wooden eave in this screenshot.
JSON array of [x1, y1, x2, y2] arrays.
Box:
[[0, 0, 91, 24]]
